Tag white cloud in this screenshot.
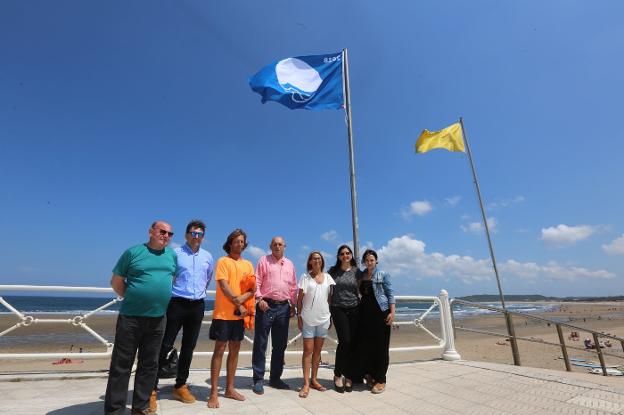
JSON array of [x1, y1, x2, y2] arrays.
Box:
[[321, 230, 338, 241], [401, 200, 433, 220], [461, 217, 497, 234], [376, 235, 614, 284], [246, 245, 267, 260], [488, 195, 525, 210], [540, 224, 598, 245], [169, 242, 181, 250], [603, 235, 624, 255], [445, 196, 461, 206]]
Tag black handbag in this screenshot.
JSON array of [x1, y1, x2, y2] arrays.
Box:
[[157, 347, 178, 378]]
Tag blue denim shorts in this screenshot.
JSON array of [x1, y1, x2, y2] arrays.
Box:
[[301, 320, 330, 339]]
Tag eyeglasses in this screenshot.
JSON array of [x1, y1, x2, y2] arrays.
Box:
[[155, 228, 174, 237], [189, 231, 204, 238], [339, 251, 352, 257]]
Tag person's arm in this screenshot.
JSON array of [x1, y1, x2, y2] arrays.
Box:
[[254, 257, 269, 312], [218, 279, 253, 306], [205, 256, 214, 292], [383, 272, 396, 325], [289, 262, 298, 317], [110, 274, 126, 297], [296, 288, 304, 331]]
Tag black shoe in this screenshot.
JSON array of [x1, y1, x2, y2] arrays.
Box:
[[344, 378, 353, 393], [269, 379, 290, 390], [334, 377, 345, 393]]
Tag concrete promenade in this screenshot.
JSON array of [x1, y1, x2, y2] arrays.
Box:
[[2, 360, 624, 414]]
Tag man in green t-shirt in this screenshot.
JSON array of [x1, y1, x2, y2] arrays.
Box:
[[104, 221, 177, 415]]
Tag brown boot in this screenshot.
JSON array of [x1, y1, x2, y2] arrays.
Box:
[[172, 384, 196, 403], [149, 390, 158, 411]]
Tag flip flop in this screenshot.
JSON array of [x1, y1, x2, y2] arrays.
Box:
[[310, 383, 327, 392], [298, 388, 309, 398]]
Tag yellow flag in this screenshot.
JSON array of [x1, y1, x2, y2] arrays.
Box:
[[415, 122, 465, 154]]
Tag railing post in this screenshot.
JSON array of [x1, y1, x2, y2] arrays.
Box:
[[439, 290, 461, 361], [593, 332, 608, 376], [505, 312, 521, 366], [556, 324, 571, 372]]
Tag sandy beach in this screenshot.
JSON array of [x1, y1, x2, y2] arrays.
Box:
[[2, 302, 624, 377]]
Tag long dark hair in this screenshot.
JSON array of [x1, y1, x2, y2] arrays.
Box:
[[362, 249, 378, 264], [328, 244, 356, 274]]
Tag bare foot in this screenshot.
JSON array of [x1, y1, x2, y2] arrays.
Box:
[[224, 389, 245, 401], [299, 385, 309, 398], [207, 394, 219, 409]]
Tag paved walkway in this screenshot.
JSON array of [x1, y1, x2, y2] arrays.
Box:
[[3, 360, 624, 414]]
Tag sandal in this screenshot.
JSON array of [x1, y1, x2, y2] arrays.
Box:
[[310, 382, 327, 392], [298, 388, 309, 398]]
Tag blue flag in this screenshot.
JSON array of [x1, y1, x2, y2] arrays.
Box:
[[249, 52, 344, 110]]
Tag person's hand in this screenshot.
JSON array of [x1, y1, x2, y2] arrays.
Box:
[[385, 312, 395, 326], [231, 295, 242, 306], [238, 305, 248, 317], [290, 305, 296, 318], [258, 299, 269, 312], [297, 316, 303, 331]]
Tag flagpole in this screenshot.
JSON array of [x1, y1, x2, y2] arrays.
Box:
[[460, 117, 520, 365], [342, 48, 361, 263], [459, 117, 505, 308]]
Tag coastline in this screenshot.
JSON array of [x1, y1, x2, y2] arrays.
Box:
[[2, 302, 624, 376]]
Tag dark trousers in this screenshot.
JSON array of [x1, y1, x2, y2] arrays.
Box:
[[104, 314, 166, 415], [330, 305, 359, 378], [251, 302, 290, 383], [155, 297, 205, 389]]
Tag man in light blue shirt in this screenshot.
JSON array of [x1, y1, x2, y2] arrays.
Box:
[[154, 219, 214, 405]]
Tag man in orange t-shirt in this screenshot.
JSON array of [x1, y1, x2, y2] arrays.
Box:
[[207, 229, 255, 409]]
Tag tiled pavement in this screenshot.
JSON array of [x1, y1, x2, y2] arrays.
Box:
[[3, 360, 624, 414]]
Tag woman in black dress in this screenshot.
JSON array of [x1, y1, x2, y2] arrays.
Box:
[[357, 249, 395, 394], [328, 244, 360, 393]]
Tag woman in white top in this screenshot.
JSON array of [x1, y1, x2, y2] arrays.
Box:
[[296, 251, 335, 398]]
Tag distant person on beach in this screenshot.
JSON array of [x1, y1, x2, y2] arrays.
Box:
[[104, 221, 177, 415], [207, 229, 255, 409], [355, 249, 395, 394], [153, 219, 214, 405], [328, 244, 361, 393], [251, 236, 297, 394], [296, 251, 335, 398]]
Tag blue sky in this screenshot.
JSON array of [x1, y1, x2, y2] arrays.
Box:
[[1, 1, 623, 297]]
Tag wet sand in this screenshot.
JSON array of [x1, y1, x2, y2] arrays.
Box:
[[2, 302, 624, 376]]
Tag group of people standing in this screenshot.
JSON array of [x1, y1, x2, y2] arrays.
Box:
[[103, 220, 394, 415]]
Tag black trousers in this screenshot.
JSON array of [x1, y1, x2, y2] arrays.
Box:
[[104, 314, 166, 415], [155, 297, 205, 388], [330, 305, 359, 378]]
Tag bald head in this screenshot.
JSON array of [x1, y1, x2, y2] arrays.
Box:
[[148, 221, 173, 250], [270, 236, 286, 260]]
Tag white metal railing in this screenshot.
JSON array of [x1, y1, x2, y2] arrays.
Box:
[[0, 285, 460, 362]]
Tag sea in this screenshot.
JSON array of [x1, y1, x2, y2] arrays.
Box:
[[0, 295, 558, 347], [0, 295, 557, 318]]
